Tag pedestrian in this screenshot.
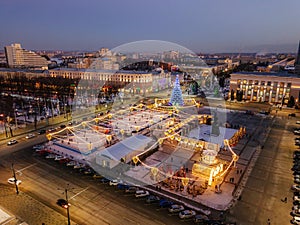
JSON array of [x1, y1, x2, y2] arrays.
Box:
[[267, 218, 271, 225]]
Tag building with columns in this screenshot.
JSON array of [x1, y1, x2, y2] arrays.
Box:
[[49, 68, 171, 95], [229, 72, 300, 105]]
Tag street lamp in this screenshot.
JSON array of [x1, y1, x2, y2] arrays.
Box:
[[11, 163, 19, 195], [65, 188, 71, 225], [58, 185, 71, 225]]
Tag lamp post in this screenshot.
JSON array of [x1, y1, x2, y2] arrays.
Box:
[[65, 188, 71, 225], [58, 185, 71, 225], [11, 163, 19, 195]]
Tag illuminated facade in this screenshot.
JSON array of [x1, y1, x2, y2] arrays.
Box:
[[49, 68, 171, 94], [230, 72, 300, 104], [5, 43, 48, 70]]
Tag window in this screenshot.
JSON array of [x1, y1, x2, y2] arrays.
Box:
[[280, 82, 284, 88], [261, 81, 265, 85], [287, 83, 291, 88], [254, 80, 259, 85], [267, 81, 271, 86]]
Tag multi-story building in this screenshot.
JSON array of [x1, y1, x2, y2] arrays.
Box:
[[4, 43, 48, 70], [49, 68, 171, 95], [230, 72, 300, 104]]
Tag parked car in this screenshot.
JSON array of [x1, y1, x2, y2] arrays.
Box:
[[48, 128, 56, 133], [291, 215, 300, 224], [135, 190, 149, 198], [37, 129, 46, 134], [7, 178, 21, 185], [293, 205, 300, 211], [145, 195, 160, 203], [290, 113, 297, 117], [194, 214, 209, 223], [7, 139, 18, 145], [73, 163, 85, 169], [25, 133, 35, 139], [60, 124, 66, 129], [125, 186, 138, 193], [109, 179, 119, 186], [54, 155, 66, 161], [56, 199, 70, 209], [100, 177, 110, 183], [178, 210, 196, 219], [159, 199, 174, 208], [168, 204, 185, 213], [32, 144, 43, 150], [117, 183, 129, 190], [45, 154, 56, 159], [66, 161, 76, 167], [92, 173, 103, 179], [292, 210, 300, 217]]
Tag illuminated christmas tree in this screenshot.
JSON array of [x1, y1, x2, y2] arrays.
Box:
[[170, 75, 184, 106]]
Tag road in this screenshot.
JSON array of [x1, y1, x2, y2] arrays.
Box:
[[0, 143, 198, 225], [228, 116, 295, 225]]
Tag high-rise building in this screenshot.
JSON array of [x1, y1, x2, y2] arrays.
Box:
[[4, 43, 48, 69], [296, 41, 300, 75]]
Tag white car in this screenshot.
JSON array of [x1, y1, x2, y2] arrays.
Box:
[[135, 190, 149, 198], [168, 204, 185, 213], [178, 210, 196, 219], [292, 185, 300, 191], [7, 140, 18, 145], [66, 161, 77, 167], [54, 155, 66, 161], [295, 195, 300, 201], [7, 178, 21, 185], [297, 121, 300, 124], [292, 215, 300, 224], [45, 154, 56, 159], [26, 133, 35, 139], [109, 179, 119, 186]]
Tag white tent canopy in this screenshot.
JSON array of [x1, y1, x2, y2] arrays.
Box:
[[96, 135, 153, 168]]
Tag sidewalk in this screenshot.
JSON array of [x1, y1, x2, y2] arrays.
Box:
[[0, 184, 68, 225]]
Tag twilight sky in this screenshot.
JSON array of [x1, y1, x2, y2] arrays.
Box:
[[1, 0, 300, 53]]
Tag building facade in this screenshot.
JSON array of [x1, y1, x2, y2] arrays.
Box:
[[230, 72, 300, 104], [49, 68, 171, 94], [296, 41, 300, 75], [4, 43, 48, 70]]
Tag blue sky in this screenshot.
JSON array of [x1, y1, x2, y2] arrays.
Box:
[[1, 0, 300, 53]]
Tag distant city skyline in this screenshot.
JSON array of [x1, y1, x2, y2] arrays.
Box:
[[1, 0, 300, 53]]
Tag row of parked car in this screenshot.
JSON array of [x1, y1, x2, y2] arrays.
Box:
[[100, 179, 218, 224], [34, 145, 229, 225], [291, 148, 300, 225]]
